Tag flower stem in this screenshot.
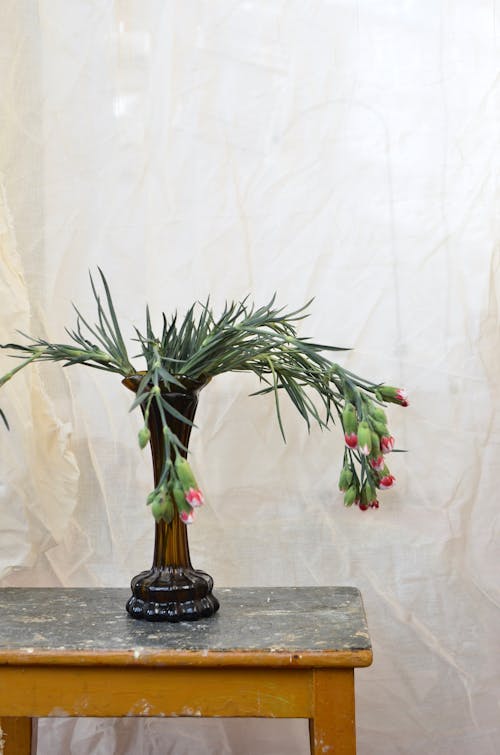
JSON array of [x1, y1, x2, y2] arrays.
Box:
[[0, 348, 48, 387]]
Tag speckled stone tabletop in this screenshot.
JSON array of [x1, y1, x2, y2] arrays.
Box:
[[0, 587, 371, 667]]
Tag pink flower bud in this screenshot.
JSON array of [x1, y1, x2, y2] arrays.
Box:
[[345, 432, 358, 449], [369, 500, 379, 509], [180, 509, 195, 524], [380, 435, 395, 454], [185, 487, 204, 508], [396, 388, 409, 407], [377, 385, 409, 407], [369, 455, 385, 471], [359, 483, 377, 511], [379, 474, 396, 490]]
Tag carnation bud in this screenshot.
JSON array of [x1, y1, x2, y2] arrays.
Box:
[[369, 455, 385, 471], [368, 432, 384, 469], [150, 497, 162, 520], [342, 402, 358, 435], [180, 509, 195, 524], [364, 483, 378, 503], [185, 488, 205, 508], [151, 491, 174, 523], [377, 385, 409, 407], [370, 432, 381, 456], [344, 484, 359, 507], [138, 426, 151, 449], [396, 388, 409, 407], [174, 456, 198, 491], [367, 404, 388, 424], [172, 482, 192, 516], [379, 474, 396, 490], [372, 420, 390, 437], [376, 465, 396, 489], [344, 432, 358, 449], [338, 466, 353, 492], [360, 483, 378, 511], [380, 435, 395, 454], [357, 421, 372, 455]]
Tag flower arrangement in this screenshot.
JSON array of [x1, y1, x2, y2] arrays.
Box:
[[0, 270, 408, 523]]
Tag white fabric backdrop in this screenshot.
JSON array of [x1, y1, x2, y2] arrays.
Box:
[[1, 1, 499, 753]]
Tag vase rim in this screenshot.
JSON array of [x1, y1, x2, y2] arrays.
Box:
[[122, 372, 210, 395]]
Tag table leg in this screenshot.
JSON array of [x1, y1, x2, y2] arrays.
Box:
[[0, 717, 34, 754], [309, 668, 356, 755]]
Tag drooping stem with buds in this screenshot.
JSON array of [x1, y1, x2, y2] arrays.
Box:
[[0, 269, 408, 519]]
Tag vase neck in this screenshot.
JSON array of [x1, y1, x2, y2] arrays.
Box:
[[123, 375, 207, 569], [149, 389, 200, 486]]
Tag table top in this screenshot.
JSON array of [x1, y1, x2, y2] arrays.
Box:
[[0, 586, 372, 668]]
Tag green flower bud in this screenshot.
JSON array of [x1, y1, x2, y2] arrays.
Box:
[[174, 456, 198, 491], [138, 426, 151, 449], [357, 421, 372, 455], [342, 402, 358, 435], [150, 496, 162, 520], [376, 386, 409, 407], [338, 466, 353, 492], [364, 483, 377, 503], [370, 432, 381, 457], [359, 483, 378, 510], [344, 484, 359, 507], [151, 491, 174, 523], [367, 404, 387, 424], [172, 482, 191, 515], [372, 420, 390, 437]]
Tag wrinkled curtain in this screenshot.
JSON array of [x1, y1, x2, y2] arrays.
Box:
[[0, 1, 498, 753]]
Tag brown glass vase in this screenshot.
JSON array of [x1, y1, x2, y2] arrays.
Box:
[[122, 375, 219, 622]]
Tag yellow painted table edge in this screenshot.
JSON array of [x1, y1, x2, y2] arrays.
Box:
[[0, 647, 372, 668]]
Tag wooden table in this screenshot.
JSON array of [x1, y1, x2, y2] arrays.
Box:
[[0, 587, 372, 754]]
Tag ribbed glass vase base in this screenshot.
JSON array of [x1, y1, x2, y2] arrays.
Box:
[[126, 566, 220, 622]]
